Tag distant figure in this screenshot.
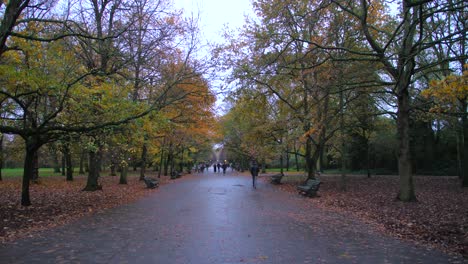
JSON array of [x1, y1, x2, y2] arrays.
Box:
[[222, 163, 228, 174], [250, 160, 260, 189], [213, 164, 217, 173], [217, 163, 221, 173]]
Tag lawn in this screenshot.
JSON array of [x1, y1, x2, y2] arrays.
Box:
[[1, 168, 58, 178]]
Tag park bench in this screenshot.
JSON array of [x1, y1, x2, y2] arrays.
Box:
[[297, 179, 321, 197], [170, 171, 182, 179], [143, 177, 159, 189], [270, 173, 284, 184]]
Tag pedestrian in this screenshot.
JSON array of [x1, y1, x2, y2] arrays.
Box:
[[213, 163, 217, 173], [222, 162, 228, 174], [250, 160, 259, 189], [217, 163, 221, 173]]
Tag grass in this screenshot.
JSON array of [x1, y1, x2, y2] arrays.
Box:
[[1, 168, 60, 178], [265, 167, 398, 175]]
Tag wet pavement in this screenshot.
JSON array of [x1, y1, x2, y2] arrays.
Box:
[[0, 170, 465, 263]]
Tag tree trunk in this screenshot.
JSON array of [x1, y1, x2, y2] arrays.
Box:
[[83, 151, 101, 191], [79, 148, 86, 174], [110, 162, 117, 176], [366, 137, 371, 178], [139, 142, 147, 180], [61, 154, 66, 176], [305, 138, 315, 179], [340, 87, 347, 191], [158, 151, 164, 178], [293, 143, 300, 172], [119, 157, 128, 185], [179, 148, 184, 173], [396, 86, 417, 201], [31, 151, 39, 183], [0, 134, 3, 181], [461, 99, 468, 187], [280, 152, 284, 175], [22, 139, 41, 206], [52, 146, 61, 173], [65, 145, 73, 181]]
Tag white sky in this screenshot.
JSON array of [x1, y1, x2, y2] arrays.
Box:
[[173, 0, 255, 114], [173, 0, 254, 45]]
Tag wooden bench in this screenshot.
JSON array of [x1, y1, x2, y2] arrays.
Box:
[[143, 177, 159, 188], [297, 179, 321, 197], [270, 173, 284, 184], [170, 171, 181, 179]]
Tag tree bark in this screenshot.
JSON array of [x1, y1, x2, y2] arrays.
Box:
[[22, 139, 41, 206], [64, 145, 73, 181], [31, 150, 39, 183], [396, 87, 417, 201], [79, 148, 86, 174], [461, 99, 468, 187], [61, 154, 66, 176], [340, 86, 347, 191], [119, 154, 128, 184], [139, 142, 147, 180], [83, 151, 101, 191], [51, 145, 61, 173], [0, 134, 3, 181]]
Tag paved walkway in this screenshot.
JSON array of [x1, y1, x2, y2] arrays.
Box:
[[0, 170, 464, 263]]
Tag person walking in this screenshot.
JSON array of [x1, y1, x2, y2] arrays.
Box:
[[250, 160, 260, 189]]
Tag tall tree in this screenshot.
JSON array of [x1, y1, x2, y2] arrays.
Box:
[[329, 0, 466, 201]]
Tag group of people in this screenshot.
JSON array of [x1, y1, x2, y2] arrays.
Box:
[[194, 159, 260, 189], [213, 162, 229, 174], [194, 162, 230, 174]]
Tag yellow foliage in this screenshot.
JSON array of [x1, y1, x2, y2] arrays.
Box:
[[423, 67, 468, 113]]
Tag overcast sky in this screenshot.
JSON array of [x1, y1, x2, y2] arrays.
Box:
[[173, 0, 254, 45]]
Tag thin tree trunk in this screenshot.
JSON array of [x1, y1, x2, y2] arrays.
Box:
[[79, 148, 85, 174], [139, 142, 147, 180], [305, 137, 315, 179], [461, 99, 468, 187], [158, 150, 164, 178], [0, 134, 3, 181], [294, 144, 299, 172], [280, 152, 284, 175], [119, 154, 128, 184], [110, 162, 117, 176], [366, 136, 371, 178], [179, 148, 184, 173], [340, 87, 347, 191], [65, 145, 73, 181], [61, 154, 66, 176]]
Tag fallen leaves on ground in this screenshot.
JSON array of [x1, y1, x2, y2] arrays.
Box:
[[0, 173, 173, 243], [267, 174, 468, 257]]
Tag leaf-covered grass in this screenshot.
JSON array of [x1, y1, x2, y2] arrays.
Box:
[[0, 172, 174, 243], [263, 174, 468, 258]]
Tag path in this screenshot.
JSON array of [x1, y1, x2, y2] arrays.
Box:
[[0, 169, 463, 263]]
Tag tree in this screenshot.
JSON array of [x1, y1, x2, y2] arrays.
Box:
[[0, 0, 206, 205], [423, 67, 468, 186], [328, 0, 466, 201]]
